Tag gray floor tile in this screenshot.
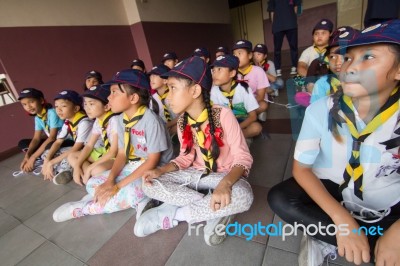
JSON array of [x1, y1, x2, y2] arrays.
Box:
[[0, 166, 28, 194], [267, 215, 302, 254], [0, 209, 20, 238], [249, 154, 289, 188], [0, 153, 25, 170], [16, 241, 84, 266], [24, 189, 87, 239], [5, 180, 72, 221], [283, 142, 295, 180], [50, 208, 135, 262], [166, 234, 266, 266], [0, 224, 46, 266], [235, 185, 273, 245], [262, 246, 298, 266]]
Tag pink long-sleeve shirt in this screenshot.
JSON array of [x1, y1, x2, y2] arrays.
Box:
[[172, 106, 253, 176]]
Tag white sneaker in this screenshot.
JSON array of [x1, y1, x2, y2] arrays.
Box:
[[204, 215, 235, 246], [135, 197, 156, 220], [258, 112, 267, 122], [298, 235, 337, 266], [52, 200, 86, 222], [276, 69, 282, 77], [133, 203, 178, 237], [290, 66, 297, 75], [274, 89, 279, 97]]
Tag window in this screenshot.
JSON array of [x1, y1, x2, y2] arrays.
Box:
[[0, 74, 17, 107]]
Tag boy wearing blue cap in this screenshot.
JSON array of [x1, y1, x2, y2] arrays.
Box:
[[162, 52, 179, 69], [149, 64, 178, 134], [210, 55, 262, 138], [130, 59, 146, 73], [42, 90, 93, 185], [297, 19, 334, 77], [67, 85, 119, 186], [193, 47, 211, 63]]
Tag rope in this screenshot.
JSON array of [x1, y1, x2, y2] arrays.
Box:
[[266, 98, 300, 109]]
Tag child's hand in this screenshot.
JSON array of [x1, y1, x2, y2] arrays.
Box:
[[142, 168, 163, 186], [210, 181, 232, 212], [374, 222, 400, 265], [73, 168, 84, 186], [334, 214, 370, 264], [23, 157, 36, 172], [20, 157, 29, 171], [82, 170, 92, 185], [94, 181, 116, 207], [42, 162, 54, 181]]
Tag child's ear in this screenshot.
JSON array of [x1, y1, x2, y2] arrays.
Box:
[[192, 84, 202, 99], [129, 93, 140, 104], [104, 103, 111, 112], [248, 52, 253, 60], [163, 79, 168, 85], [229, 69, 237, 79], [74, 105, 80, 113]]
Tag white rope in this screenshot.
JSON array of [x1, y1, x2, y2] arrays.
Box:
[[266, 99, 300, 109]]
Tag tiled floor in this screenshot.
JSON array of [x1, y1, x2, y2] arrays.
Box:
[[0, 84, 372, 266]]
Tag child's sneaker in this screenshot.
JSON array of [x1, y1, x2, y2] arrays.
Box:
[[298, 235, 337, 266], [204, 215, 235, 246], [258, 111, 267, 122], [276, 69, 282, 77], [290, 66, 297, 75], [273, 89, 279, 97], [53, 170, 73, 185], [134, 203, 178, 237], [52, 200, 86, 222], [135, 197, 157, 220]]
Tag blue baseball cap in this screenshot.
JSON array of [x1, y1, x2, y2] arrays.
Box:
[[192, 47, 210, 58], [329, 26, 360, 49], [161, 52, 178, 62], [130, 59, 145, 70], [18, 88, 44, 100], [102, 69, 150, 91], [148, 64, 171, 76], [345, 20, 400, 49], [232, 40, 253, 51], [211, 55, 239, 69], [253, 43, 268, 54], [82, 85, 110, 104], [313, 19, 334, 34], [85, 70, 103, 82], [161, 56, 212, 90], [216, 46, 229, 54], [54, 90, 83, 106]]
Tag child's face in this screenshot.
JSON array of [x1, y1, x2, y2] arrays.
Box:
[[86, 77, 99, 89], [108, 84, 131, 113], [132, 65, 144, 72], [233, 49, 252, 68], [211, 67, 236, 86], [83, 97, 108, 119], [166, 77, 197, 114], [313, 30, 330, 47], [340, 44, 400, 98], [164, 59, 176, 69], [55, 99, 79, 120], [20, 98, 43, 115], [150, 74, 166, 90], [328, 46, 343, 75], [253, 52, 267, 64], [215, 51, 225, 58]]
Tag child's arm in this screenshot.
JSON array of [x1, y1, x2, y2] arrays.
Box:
[[255, 87, 266, 103], [293, 160, 371, 264], [42, 138, 64, 180], [374, 220, 400, 265], [297, 61, 308, 77], [71, 133, 99, 185], [239, 110, 257, 129], [21, 130, 43, 171]]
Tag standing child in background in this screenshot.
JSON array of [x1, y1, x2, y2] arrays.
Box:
[[215, 46, 229, 58], [134, 56, 254, 247], [68, 85, 119, 186], [42, 90, 93, 185], [210, 55, 262, 138], [130, 59, 146, 73], [232, 40, 269, 120], [297, 19, 333, 77], [53, 69, 173, 222], [193, 47, 211, 64], [83, 70, 103, 91], [268, 20, 400, 265], [252, 43, 283, 97], [17, 88, 63, 175], [162, 52, 179, 69], [148, 64, 179, 135]]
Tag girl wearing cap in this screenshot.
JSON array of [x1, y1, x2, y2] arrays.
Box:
[[42, 90, 93, 185], [210, 54, 262, 139], [67, 85, 119, 186], [83, 70, 104, 91], [268, 20, 400, 265], [52, 69, 173, 222], [149, 64, 178, 135], [17, 88, 63, 175], [162, 52, 179, 69], [134, 56, 254, 246]]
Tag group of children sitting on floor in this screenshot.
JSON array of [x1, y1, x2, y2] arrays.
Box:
[[14, 18, 400, 265]]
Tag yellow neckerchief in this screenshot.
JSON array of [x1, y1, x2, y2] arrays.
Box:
[[187, 108, 214, 176], [36, 107, 48, 133], [314, 45, 329, 64], [158, 87, 171, 122], [219, 81, 238, 109], [99, 111, 117, 152], [238, 64, 253, 77], [339, 88, 400, 200], [329, 75, 341, 95], [68, 111, 87, 141], [123, 106, 146, 161]]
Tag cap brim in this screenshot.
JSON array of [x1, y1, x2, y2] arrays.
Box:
[[160, 70, 193, 81], [82, 94, 108, 104]]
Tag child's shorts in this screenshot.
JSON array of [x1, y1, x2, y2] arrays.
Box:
[[89, 147, 106, 162]]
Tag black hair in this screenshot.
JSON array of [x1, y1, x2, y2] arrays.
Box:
[[178, 77, 220, 168], [118, 83, 159, 114], [82, 77, 104, 91]]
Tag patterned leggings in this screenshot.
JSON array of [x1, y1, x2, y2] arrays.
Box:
[[82, 161, 148, 215], [41, 147, 72, 174], [142, 168, 254, 224]]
